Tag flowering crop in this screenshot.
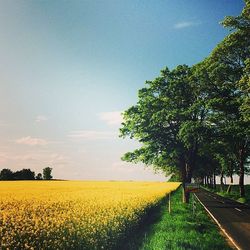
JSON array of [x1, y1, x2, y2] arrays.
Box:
[[0, 181, 180, 249]]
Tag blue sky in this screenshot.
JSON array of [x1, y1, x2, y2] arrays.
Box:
[[0, 0, 245, 180]]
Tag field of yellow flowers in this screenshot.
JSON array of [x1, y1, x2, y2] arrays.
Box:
[[0, 181, 180, 249]]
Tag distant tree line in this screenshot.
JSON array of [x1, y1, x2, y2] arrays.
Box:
[[0, 167, 53, 181], [120, 1, 250, 202]]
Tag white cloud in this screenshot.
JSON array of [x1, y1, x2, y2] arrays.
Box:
[[13, 153, 67, 163], [15, 136, 48, 146], [35, 115, 48, 123], [68, 130, 117, 140], [49, 153, 68, 161], [98, 111, 123, 126], [174, 21, 201, 29], [46, 153, 69, 166]]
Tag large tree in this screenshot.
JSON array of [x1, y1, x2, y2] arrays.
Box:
[[0, 168, 14, 180], [202, 1, 250, 196], [239, 58, 250, 122], [43, 167, 53, 180], [120, 65, 207, 202], [13, 168, 35, 180], [120, 1, 249, 199]]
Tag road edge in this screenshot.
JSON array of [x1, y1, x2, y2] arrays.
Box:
[[201, 186, 249, 207], [194, 193, 241, 250]]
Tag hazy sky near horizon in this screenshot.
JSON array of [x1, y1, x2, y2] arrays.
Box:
[[0, 0, 245, 181]]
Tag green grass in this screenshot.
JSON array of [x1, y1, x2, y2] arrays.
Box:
[[120, 188, 231, 250], [204, 184, 250, 205]]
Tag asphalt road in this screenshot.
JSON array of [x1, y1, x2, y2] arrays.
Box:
[[195, 189, 250, 250]]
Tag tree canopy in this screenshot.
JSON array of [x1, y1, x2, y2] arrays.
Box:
[[0, 168, 35, 180], [43, 167, 53, 180], [120, 1, 250, 201], [0, 167, 54, 181]]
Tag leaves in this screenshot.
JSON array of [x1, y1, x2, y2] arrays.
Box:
[[120, 1, 250, 188]]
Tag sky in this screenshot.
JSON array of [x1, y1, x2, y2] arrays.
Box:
[[0, 0, 245, 181]]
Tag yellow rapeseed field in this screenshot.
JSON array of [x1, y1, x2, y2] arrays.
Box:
[[0, 181, 180, 249]]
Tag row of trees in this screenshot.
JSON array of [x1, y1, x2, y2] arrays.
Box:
[[120, 1, 250, 202], [0, 167, 53, 180]]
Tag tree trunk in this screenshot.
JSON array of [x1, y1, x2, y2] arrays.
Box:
[[213, 172, 216, 190], [180, 159, 191, 203], [182, 178, 190, 203], [183, 187, 190, 203], [220, 172, 224, 192], [239, 148, 245, 197], [181, 142, 198, 203], [208, 176, 212, 189], [230, 174, 233, 184], [229, 161, 233, 184], [180, 157, 187, 203], [182, 183, 190, 203]]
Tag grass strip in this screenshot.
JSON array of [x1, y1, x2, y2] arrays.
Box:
[[121, 187, 232, 250], [203, 185, 250, 205]]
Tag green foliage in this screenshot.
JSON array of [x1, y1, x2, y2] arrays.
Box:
[[122, 188, 231, 250], [221, 0, 250, 31], [13, 169, 35, 180], [0, 168, 35, 180], [0, 168, 14, 180], [120, 1, 250, 199], [208, 184, 250, 205], [203, 1, 250, 196], [120, 65, 207, 184], [36, 173, 43, 180], [237, 197, 247, 203], [238, 58, 250, 121], [168, 173, 181, 182], [43, 167, 53, 180]]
